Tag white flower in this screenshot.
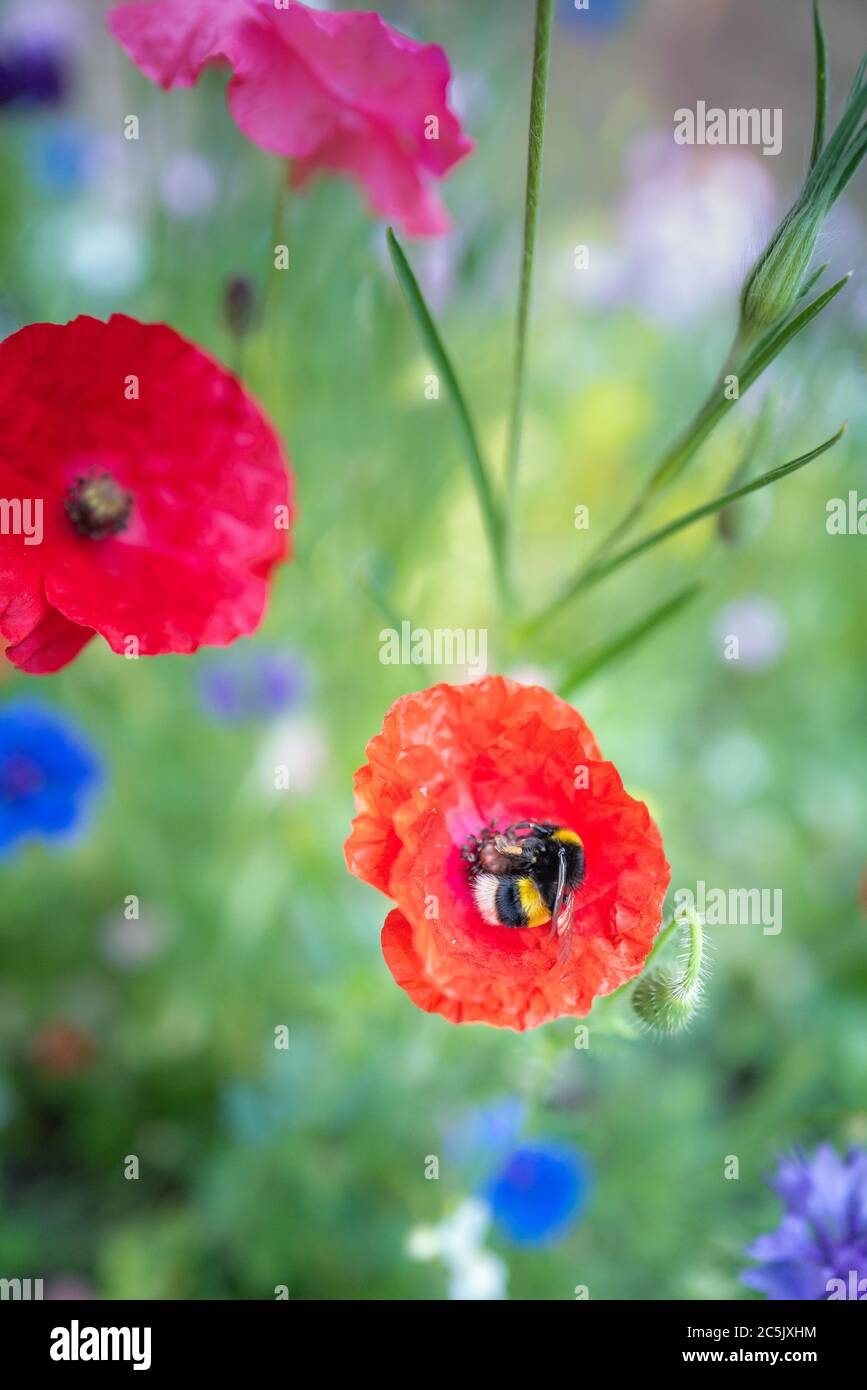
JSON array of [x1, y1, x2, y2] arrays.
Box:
[[54, 214, 148, 295], [406, 1198, 508, 1300], [255, 715, 328, 797], [448, 1248, 508, 1302]]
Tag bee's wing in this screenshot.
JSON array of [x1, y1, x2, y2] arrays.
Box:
[[555, 892, 575, 966], [548, 844, 569, 938]]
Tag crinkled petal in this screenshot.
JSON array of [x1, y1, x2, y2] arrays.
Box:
[[107, 0, 472, 238], [5, 604, 94, 675]]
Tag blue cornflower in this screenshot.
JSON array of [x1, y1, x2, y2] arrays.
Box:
[[27, 123, 94, 195], [0, 42, 69, 110], [486, 1142, 590, 1247], [198, 647, 308, 722], [0, 701, 101, 853], [742, 1145, 867, 1300]]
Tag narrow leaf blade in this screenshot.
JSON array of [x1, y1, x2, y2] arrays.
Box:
[[811, 0, 829, 170], [558, 583, 702, 695], [386, 228, 507, 595]]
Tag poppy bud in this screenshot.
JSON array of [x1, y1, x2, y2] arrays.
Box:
[[632, 908, 705, 1034], [223, 274, 258, 341]]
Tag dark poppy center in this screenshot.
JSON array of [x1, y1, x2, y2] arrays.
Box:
[[65, 472, 133, 540], [1, 754, 45, 802]]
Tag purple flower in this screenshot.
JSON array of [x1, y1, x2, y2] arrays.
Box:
[[714, 595, 788, 672], [742, 1146, 867, 1300], [0, 41, 68, 109], [198, 647, 308, 723]]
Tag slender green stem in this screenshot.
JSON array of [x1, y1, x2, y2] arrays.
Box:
[[811, 0, 829, 170], [504, 0, 555, 499], [646, 913, 680, 966], [520, 272, 851, 640], [387, 229, 509, 603], [531, 424, 844, 631], [262, 160, 291, 323], [355, 564, 404, 634], [679, 909, 705, 1000], [557, 581, 701, 695], [569, 348, 739, 588]]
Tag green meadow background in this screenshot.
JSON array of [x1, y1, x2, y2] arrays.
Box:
[[0, 0, 865, 1299]]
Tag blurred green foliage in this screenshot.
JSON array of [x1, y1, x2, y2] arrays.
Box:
[[0, 0, 865, 1300]]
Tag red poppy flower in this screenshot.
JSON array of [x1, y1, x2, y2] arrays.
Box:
[[107, 0, 473, 238], [345, 678, 670, 1030], [0, 314, 292, 674]]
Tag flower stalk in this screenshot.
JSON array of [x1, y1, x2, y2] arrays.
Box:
[[387, 229, 510, 604], [504, 0, 555, 499]]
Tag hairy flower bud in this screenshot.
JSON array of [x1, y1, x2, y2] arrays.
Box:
[[632, 908, 705, 1034]]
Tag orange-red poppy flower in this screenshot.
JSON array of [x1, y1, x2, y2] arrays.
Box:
[[345, 677, 670, 1030]]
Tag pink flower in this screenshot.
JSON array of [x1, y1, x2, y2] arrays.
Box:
[[107, 0, 473, 237]]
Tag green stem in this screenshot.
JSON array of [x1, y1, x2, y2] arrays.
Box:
[[387, 229, 509, 604], [263, 161, 291, 324], [531, 424, 844, 631], [811, 0, 829, 170], [519, 272, 851, 641], [680, 909, 705, 999], [583, 342, 741, 572], [645, 913, 680, 966], [504, 0, 555, 499], [557, 581, 701, 695]]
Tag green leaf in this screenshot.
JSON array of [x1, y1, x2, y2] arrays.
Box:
[[557, 582, 701, 695], [386, 228, 508, 600], [831, 120, 867, 202], [578, 426, 844, 595], [739, 272, 852, 392], [616, 275, 848, 527], [811, 0, 829, 170], [355, 560, 403, 632], [528, 425, 844, 631], [717, 394, 776, 543], [796, 260, 829, 300]]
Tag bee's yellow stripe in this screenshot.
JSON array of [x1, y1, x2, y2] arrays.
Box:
[[552, 828, 582, 846], [517, 876, 550, 928]]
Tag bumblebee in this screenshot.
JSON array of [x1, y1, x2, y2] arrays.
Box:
[[462, 821, 585, 949]]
